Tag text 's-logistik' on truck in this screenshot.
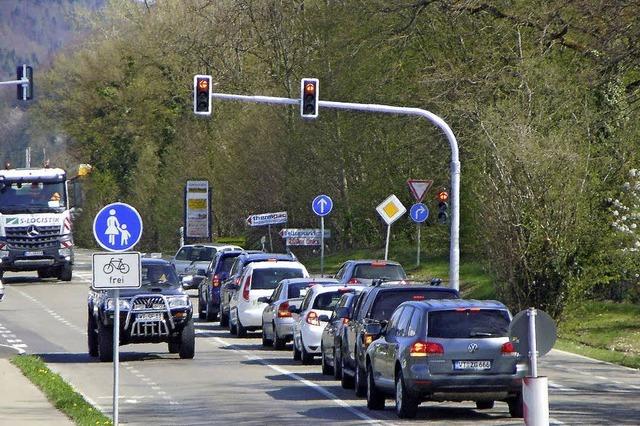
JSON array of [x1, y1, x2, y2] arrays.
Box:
[[0, 164, 90, 281]]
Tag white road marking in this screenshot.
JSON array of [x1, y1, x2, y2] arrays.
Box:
[[212, 337, 385, 425]]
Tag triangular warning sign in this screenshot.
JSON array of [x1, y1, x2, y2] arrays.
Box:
[[407, 179, 433, 202]]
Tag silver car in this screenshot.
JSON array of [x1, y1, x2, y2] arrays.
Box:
[[171, 243, 242, 289], [365, 299, 527, 419], [260, 278, 338, 349]]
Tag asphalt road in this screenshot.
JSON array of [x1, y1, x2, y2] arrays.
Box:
[[0, 249, 639, 425]]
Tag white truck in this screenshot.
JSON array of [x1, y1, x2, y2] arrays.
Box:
[[0, 167, 75, 281]]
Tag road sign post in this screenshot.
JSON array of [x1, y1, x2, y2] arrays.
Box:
[[93, 202, 143, 426], [312, 195, 333, 276], [203, 86, 461, 291], [409, 203, 429, 266], [376, 195, 406, 260]]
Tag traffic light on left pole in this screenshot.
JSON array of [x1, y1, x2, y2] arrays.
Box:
[[193, 74, 212, 116], [300, 78, 319, 119], [437, 190, 449, 225], [16, 65, 33, 101]]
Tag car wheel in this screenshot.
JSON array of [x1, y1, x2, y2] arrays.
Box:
[[87, 314, 98, 357], [262, 327, 273, 347], [198, 290, 206, 320], [476, 400, 494, 410], [395, 369, 418, 419], [355, 357, 367, 397], [235, 312, 247, 338], [300, 338, 313, 365], [508, 393, 523, 418], [367, 363, 385, 410], [205, 298, 217, 322], [340, 355, 354, 389], [293, 337, 301, 361], [333, 347, 342, 379], [321, 344, 333, 375], [97, 321, 114, 363], [178, 320, 195, 359], [220, 309, 229, 327], [273, 323, 286, 350]]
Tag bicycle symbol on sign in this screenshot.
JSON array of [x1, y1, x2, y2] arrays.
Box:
[[103, 257, 130, 274]]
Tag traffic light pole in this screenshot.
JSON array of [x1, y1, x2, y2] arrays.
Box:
[[0, 78, 28, 86], [210, 92, 461, 291]]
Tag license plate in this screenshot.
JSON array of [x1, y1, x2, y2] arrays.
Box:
[[25, 251, 43, 256], [137, 313, 162, 321], [454, 360, 491, 370]]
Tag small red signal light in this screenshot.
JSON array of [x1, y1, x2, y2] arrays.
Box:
[[198, 79, 209, 90], [437, 191, 449, 203], [304, 82, 316, 95]]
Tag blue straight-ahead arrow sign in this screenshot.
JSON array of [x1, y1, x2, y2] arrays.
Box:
[[312, 194, 333, 217]]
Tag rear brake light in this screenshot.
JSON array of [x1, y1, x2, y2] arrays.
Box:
[[306, 311, 320, 326], [242, 275, 251, 301], [338, 287, 353, 293], [342, 318, 350, 325], [277, 301, 291, 318], [455, 307, 481, 312], [413, 295, 425, 300], [501, 341, 517, 356], [410, 341, 444, 357], [371, 261, 387, 267], [212, 274, 221, 287], [348, 278, 361, 284]]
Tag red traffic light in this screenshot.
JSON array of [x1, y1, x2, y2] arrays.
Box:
[[197, 78, 209, 91], [437, 190, 449, 203], [304, 82, 316, 95]]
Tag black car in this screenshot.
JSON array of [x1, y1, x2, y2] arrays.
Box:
[[87, 258, 195, 362], [219, 251, 296, 327], [339, 281, 459, 396], [197, 249, 244, 321]]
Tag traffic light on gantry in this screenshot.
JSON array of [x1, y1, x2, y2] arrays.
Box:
[[437, 190, 449, 224], [300, 78, 319, 119], [16, 65, 33, 101], [193, 75, 212, 116]]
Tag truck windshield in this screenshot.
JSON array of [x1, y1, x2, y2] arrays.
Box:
[[0, 181, 67, 213]]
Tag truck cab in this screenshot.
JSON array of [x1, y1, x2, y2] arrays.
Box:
[[0, 167, 74, 281]]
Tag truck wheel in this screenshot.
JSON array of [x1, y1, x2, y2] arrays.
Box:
[[87, 315, 98, 357], [178, 321, 195, 359], [168, 340, 180, 354], [98, 322, 114, 362], [59, 263, 72, 282]]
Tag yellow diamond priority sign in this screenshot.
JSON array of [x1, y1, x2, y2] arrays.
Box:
[[376, 194, 407, 225]]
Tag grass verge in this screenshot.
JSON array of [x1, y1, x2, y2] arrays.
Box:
[[11, 354, 112, 426]]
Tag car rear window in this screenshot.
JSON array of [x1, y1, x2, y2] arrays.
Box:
[[353, 264, 406, 280], [369, 290, 457, 321], [251, 268, 305, 290], [287, 282, 313, 298], [312, 291, 346, 310], [175, 246, 215, 262], [427, 309, 511, 338], [219, 256, 238, 274]]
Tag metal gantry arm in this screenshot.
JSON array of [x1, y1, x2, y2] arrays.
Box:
[[211, 92, 461, 291], [0, 78, 28, 86]]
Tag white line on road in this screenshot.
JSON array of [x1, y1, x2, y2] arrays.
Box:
[[212, 337, 387, 425]]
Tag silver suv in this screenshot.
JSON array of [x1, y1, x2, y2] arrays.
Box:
[[365, 299, 527, 419]]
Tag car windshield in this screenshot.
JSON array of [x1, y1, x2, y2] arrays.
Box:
[[141, 264, 180, 287], [0, 181, 66, 213], [175, 246, 216, 262], [427, 310, 511, 338], [353, 264, 406, 280], [369, 290, 457, 321], [312, 291, 346, 310], [251, 268, 305, 290]]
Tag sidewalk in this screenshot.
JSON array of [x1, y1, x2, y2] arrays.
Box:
[[0, 355, 74, 425]]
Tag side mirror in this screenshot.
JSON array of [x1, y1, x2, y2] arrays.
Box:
[[257, 296, 271, 304], [181, 275, 194, 288], [334, 306, 350, 319], [318, 314, 330, 322], [365, 323, 383, 336], [288, 306, 301, 314]]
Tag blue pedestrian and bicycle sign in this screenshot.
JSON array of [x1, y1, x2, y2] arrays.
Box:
[[410, 203, 429, 223], [93, 202, 143, 252], [312, 194, 333, 217]]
